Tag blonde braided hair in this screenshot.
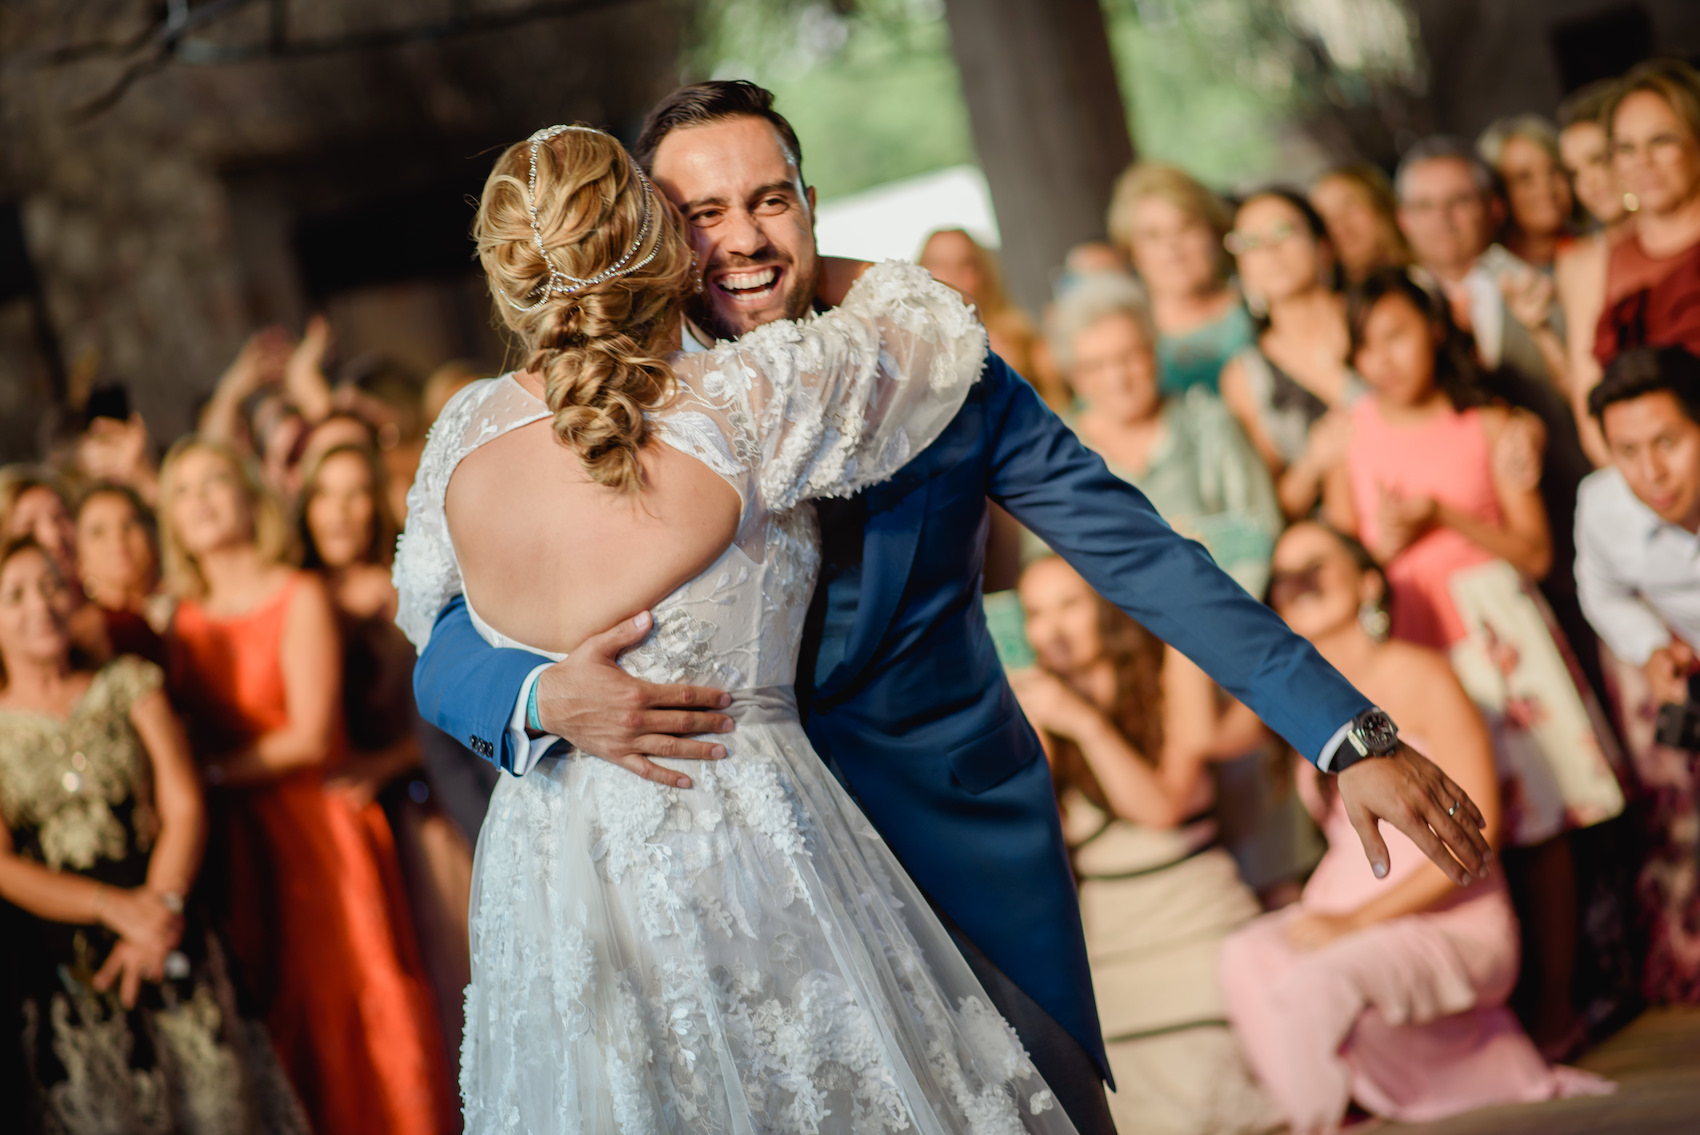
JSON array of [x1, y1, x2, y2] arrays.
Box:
[[475, 126, 693, 492]]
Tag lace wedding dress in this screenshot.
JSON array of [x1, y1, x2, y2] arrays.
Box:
[[395, 262, 1079, 1135]]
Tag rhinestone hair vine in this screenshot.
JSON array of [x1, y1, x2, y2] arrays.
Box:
[[498, 124, 663, 313]]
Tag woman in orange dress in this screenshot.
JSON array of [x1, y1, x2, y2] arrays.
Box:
[[159, 437, 454, 1135]]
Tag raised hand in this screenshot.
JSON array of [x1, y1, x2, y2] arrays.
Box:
[[285, 314, 335, 422], [1008, 668, 1100, 742], [1644, 641, 1696, 707], [534, 611, 735, 789], [1498, 265, 1556, 332], [1336, 741, 1492, 884], [1491, 409, 1545, 493]]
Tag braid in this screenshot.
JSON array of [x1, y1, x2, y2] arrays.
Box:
[[475, 126, 693, 492]]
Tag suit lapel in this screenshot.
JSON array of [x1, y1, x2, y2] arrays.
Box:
[[820, 472, 931, 697]]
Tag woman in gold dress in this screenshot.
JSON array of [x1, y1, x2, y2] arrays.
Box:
[[0, 535, 303, 1133]]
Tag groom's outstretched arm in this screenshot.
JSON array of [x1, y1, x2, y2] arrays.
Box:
[[982, 357, 1362, 761], [414, 597, 734, 783], [981, 355, 1490, 882]]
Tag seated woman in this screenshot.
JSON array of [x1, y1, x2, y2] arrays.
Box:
[[1323, 269, 1626, 1048], [161, 439, 454, 1135], [1013, 554, 1278, 1135], [0, 536, 304, 1132], [1046, 270, 1282, 596], [75, 483, 169, 665], [1217, 521, 1609, 1134], [1218, 188, 1365, 520]]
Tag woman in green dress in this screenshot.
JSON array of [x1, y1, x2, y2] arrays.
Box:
[[0, 535, 302, 1133]]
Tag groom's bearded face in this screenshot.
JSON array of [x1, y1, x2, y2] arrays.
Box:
[[651, 116, 819, 341]]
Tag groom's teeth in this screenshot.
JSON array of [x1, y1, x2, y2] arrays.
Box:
[[718, 267, 778, 293]]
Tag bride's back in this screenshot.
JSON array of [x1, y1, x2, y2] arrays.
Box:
[[446, 376, 739, 655], [441, 124, 715, 652]]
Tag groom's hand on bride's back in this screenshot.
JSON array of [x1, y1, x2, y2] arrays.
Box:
[[535, 611, 734, 789]]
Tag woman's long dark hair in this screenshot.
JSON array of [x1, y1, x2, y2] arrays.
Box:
[[1033, 564, 1168, 816], [296, 442, 397, 571], [1347, 267, 1489, 413], [1234, 186, 1344, 331]]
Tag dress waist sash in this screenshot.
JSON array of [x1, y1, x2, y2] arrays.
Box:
[[724, 685, 799, 727]]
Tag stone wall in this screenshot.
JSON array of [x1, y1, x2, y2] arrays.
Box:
[[1409, 0, 1700, 139], [0, 0, 686, 460]]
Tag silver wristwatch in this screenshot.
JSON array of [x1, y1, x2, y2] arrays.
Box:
[[1332, 707, 1399, 773]]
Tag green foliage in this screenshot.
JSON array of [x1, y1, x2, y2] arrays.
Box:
[[1106, 0, 1291, 185], [685, 0, 1422, 199], [687, 0, 974, 202]]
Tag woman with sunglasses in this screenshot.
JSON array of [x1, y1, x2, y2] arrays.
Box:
[[1219, 188, 1366, 520], [1216, 521, 1607, 1134]]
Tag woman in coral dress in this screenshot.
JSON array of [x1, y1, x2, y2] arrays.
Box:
[[161, 438, 454, 1135], [1216, 521, 1609, 1134]]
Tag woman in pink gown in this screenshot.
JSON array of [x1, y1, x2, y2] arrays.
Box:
[[1216, 521, 1609, 1133]]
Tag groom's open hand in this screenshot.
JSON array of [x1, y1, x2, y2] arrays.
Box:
[[1336, 742, 1493, 886], [535, 612, 734, 789]]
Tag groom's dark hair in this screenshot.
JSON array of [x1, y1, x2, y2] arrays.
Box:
[[633, 80, 805, 180]]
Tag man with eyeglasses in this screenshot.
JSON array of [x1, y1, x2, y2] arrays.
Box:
[[1394, 137, 1567, 383]]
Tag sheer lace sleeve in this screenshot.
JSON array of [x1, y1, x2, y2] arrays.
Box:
[[392, 377, 551, 652], [676, 259, 987, 512]]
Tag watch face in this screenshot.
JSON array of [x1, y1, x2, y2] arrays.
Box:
[[1357, 709, 1399, 754]]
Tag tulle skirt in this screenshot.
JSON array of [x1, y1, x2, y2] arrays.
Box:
[[461, 713, 1077, 1135]]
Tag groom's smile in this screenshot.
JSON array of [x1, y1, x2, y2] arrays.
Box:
[[714, 264, 781, 303], [650, 115, 819, 341]]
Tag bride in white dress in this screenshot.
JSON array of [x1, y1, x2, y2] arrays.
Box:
[[395, 125, 1079, 1133]]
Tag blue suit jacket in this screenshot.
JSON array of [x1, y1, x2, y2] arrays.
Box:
[[413, 353, 1371, 1079]]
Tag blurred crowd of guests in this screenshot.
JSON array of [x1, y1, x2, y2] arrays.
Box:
[[0, 318, 483, 1131], [934, 56, 1700, 1135], [3, 52, 1700, 1135]]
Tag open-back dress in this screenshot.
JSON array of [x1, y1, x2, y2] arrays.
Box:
[[395, 261, 1081, 1135]]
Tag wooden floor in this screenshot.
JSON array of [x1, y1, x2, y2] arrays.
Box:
[[1389, 1006, 1700, 1135]]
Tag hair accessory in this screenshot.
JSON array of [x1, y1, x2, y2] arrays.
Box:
[[499, 124, 663, 313]]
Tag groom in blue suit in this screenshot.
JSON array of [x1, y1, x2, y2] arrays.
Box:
[[413, 82, 1490, 1134]]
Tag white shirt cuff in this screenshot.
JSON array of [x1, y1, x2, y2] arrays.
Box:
[[508, 663, 563, 776], [1315, 719, 1356, 773]]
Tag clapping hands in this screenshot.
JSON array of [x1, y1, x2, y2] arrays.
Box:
[[1372, 485, 1437, 559]]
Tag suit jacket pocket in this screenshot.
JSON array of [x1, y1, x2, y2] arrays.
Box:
[[945, 704, 1043, 794]]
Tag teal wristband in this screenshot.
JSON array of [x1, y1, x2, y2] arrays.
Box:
[[526, 680, 543, 733]]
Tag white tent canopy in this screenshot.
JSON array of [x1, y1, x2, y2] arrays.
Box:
[[812, 165, 1001, 263]]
